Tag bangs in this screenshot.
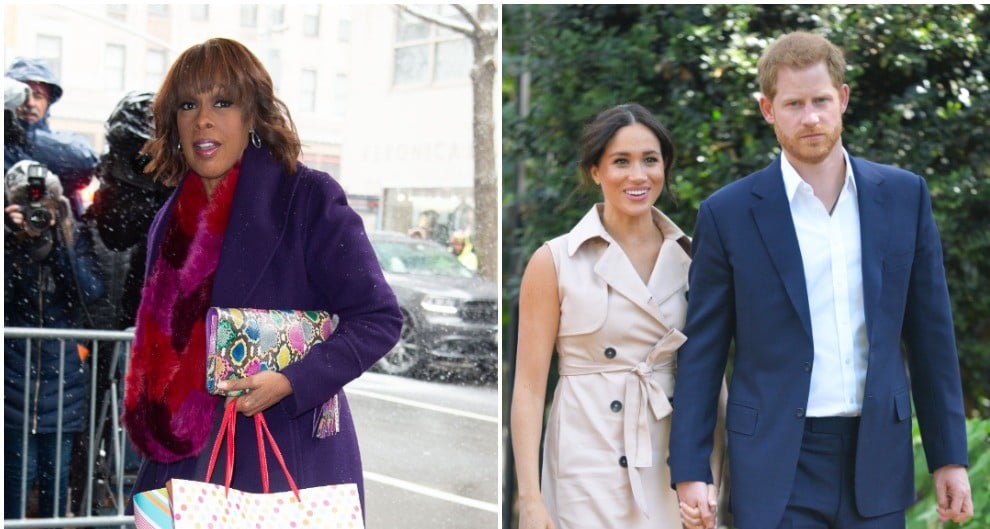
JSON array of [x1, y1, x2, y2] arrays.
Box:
[[170, 45, 253, 104]]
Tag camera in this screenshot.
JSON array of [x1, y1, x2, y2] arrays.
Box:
[[22, 163, 54, 235]]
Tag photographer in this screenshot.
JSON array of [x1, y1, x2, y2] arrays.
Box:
[[67, 92, 168, 516], [88, 91, 170, 329], [4, 161, 104, 519], [4, 57, 98, 219]]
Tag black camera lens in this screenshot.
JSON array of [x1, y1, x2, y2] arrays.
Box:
[[26, 207, 52, 231]]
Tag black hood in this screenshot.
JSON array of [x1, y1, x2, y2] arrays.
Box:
[[100, 91, 164, 191]]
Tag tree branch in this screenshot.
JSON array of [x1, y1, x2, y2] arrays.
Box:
[[395, 4, 474, 37], [452, 4, 483, 34]]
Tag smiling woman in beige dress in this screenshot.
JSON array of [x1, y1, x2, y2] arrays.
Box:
[[511, 103, 725, 529]]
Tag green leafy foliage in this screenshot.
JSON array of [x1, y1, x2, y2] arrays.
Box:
[[503, 4, 990, 416]]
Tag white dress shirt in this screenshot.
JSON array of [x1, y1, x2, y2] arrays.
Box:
[[781, 149, 869, 417]]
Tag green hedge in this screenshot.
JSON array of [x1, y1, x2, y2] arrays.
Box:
[[503, 4, 990, 417]]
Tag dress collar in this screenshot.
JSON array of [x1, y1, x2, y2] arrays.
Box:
[[565, 203, 686, 257]]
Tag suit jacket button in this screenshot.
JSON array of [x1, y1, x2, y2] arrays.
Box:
[[619, 456, 628, 468], [610, 400, 622, 412], [604, 347, 617, 359], [796, 408, 805, 418], [803, 362, 812, 372]]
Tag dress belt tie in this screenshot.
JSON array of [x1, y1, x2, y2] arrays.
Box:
[[557, 328, 686, 518]]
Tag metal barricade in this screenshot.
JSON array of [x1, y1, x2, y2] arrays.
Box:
[[3, 327, 136, 529]]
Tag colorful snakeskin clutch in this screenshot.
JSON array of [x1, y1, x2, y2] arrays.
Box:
[[205, 308, 335, 397], [205, 307, 340, 438]]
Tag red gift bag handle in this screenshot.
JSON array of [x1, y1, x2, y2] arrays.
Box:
[[204, 400, 236, 489], [204, 399, 302, 500]]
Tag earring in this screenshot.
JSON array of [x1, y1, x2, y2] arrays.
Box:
[[177, 142, 182, 152], [249, 128, 262, 148]]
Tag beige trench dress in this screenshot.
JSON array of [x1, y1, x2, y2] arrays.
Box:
[[541, 204, 723, 528]]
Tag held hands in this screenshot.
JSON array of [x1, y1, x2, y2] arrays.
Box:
[[217, 371, 293, 417], [677, 481, 718, 529], [933, 464, 973, 524], [517, 495, 556, 529]]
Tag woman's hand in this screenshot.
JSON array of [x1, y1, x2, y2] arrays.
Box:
[[218, 371, 293, 416], [518, 496, 556, 529], [679, 483, 718, 529]]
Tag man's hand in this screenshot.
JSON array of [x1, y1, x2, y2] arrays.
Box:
[[677, 481, 716, 529], [933, 464, 973, 523], [5, 204, 24, 231], [217, 371, 293, 417]]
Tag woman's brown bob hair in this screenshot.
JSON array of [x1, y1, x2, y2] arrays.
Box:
[[146, 38, 301, 186]]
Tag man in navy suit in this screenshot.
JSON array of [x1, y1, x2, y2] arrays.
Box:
[[669, 31, 973, 529]]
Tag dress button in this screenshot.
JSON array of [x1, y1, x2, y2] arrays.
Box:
[[803, 362, 812, 372], [610, 400, 622, 412], [604, 347, 617, 359], [796, 408, 805, 418], [619, 456, 628, 468]]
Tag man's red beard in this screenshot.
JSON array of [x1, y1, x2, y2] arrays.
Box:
[[774, 122, 843, 166]]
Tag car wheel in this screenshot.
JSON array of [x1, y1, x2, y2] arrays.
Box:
[[375, 312, 420, 376]]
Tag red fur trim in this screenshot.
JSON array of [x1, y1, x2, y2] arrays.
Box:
[[205, 165, 239, 232], [123, 166, 240, 461]]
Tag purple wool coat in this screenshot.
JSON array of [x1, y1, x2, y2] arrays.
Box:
[[127, 143, 402, 510]]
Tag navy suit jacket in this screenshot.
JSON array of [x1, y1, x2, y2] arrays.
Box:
[[668, 154, 968, 529]]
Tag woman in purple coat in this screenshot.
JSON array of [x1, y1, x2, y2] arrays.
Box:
[[121, 38, 402, 512]]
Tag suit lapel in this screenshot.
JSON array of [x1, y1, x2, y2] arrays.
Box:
[[850, 157, 887, 342], [750, 160, 813, 341]]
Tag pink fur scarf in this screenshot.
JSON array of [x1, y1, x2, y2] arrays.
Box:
[[123, 165, 240, 462]]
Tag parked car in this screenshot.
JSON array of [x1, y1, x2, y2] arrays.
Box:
[[368, 231, 497, 379]]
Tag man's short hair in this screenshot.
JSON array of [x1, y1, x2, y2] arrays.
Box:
[[757, 31, 846, 101]]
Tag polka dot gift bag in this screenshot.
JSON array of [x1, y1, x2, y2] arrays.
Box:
[[140, 400, 364, 529]]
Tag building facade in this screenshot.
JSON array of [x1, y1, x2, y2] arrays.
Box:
[[4, 4, 482, 234]]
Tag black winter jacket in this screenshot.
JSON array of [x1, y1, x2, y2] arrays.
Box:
[[4, 219, 104, 433]]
